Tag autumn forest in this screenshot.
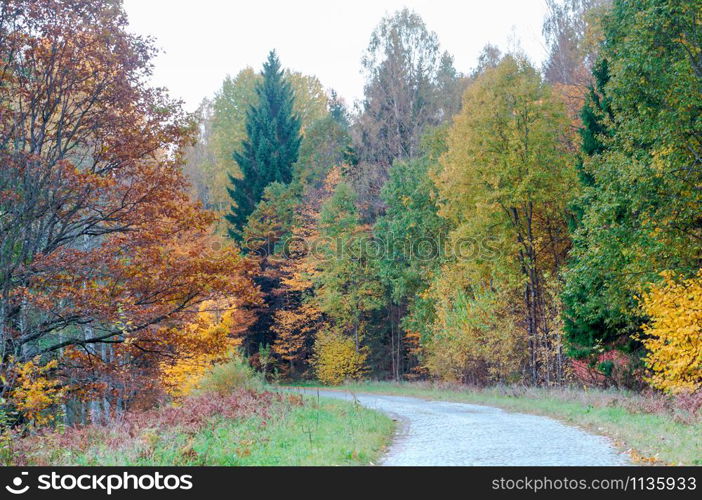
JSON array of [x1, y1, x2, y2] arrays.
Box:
[[1, 0, 702, 466]]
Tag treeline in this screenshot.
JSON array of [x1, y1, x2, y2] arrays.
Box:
[[1, 0, 700, 429], [185, 0, 702, 393]]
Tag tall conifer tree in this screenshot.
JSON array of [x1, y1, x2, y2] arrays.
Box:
[[226, 50, 301, 238], [561, 58, 619, 356]]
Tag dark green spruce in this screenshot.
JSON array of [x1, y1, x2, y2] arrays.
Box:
[[561, 58, 620, 357], [225, 50, 301, 239]]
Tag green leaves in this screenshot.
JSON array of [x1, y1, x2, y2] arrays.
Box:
[[313, 183, 383, 343], [562, 0, 702, 356], [373, 155, 448, 347], [226, 51, 302, 239]]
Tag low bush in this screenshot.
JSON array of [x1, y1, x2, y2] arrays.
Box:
[[195, 356, 265, 395]]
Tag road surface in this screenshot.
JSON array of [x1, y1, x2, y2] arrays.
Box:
[[296, 389, 630, 466]]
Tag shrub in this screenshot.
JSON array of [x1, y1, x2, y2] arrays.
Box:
[[195, 356, 264, 395], [11, 389, 286, 465], [313, 331, 367, 385], [570, 349, 643, 389]]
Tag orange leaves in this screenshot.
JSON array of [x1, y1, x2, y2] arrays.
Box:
[[0, 0, 261, 418], [272, 302, 321, 364], [269, 209, 322, 373], [552, 82, 588, 130]]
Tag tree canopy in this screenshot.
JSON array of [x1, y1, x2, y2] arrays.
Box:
[[225, 51, 302, 238]]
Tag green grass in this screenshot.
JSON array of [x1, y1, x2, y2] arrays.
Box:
[[15, 358, 396, 467], [296, 381, 702, 466], [48, 396, 394, 466]]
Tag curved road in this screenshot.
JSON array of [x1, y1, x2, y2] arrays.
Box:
[[298, 389, 629, 466]]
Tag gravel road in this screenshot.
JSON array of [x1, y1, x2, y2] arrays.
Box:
[[296, 389, 630, 466]]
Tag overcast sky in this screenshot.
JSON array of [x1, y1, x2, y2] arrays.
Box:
[[122, 0, 550, 112]]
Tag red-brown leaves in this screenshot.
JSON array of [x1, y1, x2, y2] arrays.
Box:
[[0, 0, 260, 413]]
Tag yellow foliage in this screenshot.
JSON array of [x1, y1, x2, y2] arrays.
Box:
[[9, 357, 65, 426], [640, 270, 702, 394], [425, 280, 527, 383], [312, 331, 367, 385], [428, 55, 574, 384], [160, 299, 244, 398]]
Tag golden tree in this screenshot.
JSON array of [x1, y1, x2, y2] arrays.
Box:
[[432, 55, 575, 384]]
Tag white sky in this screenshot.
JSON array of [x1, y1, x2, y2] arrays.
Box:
[[123, 0, 550, 112]]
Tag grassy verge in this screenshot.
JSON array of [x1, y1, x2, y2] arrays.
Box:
[[297, 381, 702, 465], [13, 390, 394, 466]]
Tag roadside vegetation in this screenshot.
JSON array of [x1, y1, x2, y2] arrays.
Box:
[[302, 381, 702, 466], [2, 0, 701, 468], [6, 360, 393, 466]]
